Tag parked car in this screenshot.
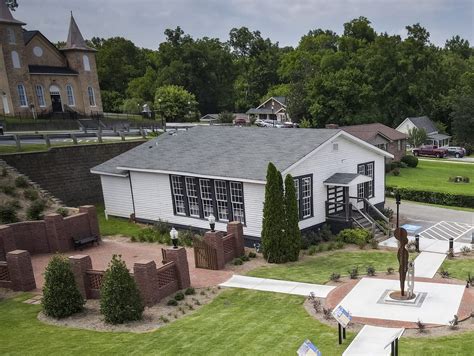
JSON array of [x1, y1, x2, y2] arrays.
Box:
[[254, 118, 265, 127], [282, 121, 299, 128], [234, 117, 247, 126], [412, 145, 448, 158], [446, 146, 466, 158], [261, 119, 284, 128]]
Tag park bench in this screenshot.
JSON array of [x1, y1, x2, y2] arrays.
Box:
[[73, 235, 100, 250]]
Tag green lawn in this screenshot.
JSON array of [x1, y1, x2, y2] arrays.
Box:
[[386, 160, 474, 196], [441, 257, 474, 281], [247, 250, 402, 284], [96, 204, 143, 238], [1, 251, 473, 355]]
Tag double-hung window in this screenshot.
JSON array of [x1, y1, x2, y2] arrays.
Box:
[[170, 175, 245, 224], [35, 85, 45, 107], [357, 162, 375, 198], [17, 84, 27, 107], [293, 175, 312, 220]]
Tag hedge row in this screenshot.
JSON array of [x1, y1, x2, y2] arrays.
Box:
[[386, 186, 474, 208]]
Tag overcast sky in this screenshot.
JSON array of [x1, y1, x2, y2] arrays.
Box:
[[15, 0, 474, 49]]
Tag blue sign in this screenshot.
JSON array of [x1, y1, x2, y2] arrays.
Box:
[[297, 339, 321, 356], [401, 224, 422, 233], [332, 305, 352, 328]]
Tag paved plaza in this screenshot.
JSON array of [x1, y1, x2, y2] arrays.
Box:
[[335, 278, 465, 325], [342, 325, 404, 356]]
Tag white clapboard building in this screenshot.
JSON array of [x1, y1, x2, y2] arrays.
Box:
[[91, 126, 392, 243]]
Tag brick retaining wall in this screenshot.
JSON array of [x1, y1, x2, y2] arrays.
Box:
[[0, 141, 145, 206]]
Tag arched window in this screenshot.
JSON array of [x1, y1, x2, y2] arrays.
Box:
[[87, 86, 96, 106], [66, 84, 75, 106], [7, 28, 15, 44], [17, 84, 28, 107], [83, 55, 90, 71], [11, 51, 20, 68], [35, 85, 45, 107]]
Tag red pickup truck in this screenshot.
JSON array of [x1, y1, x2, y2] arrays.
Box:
[[412, 145, 448, 158]]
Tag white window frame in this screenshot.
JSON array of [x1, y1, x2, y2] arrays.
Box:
[[17, 84, 28, 107], [185, 177, 200, 218], [87, 86, 96, 107], [230, 182, 245, 223], [214, 180, 229, 221], [294, 175, 312, 220], [83, 55, 91, 71], [170, 175, 186, 216], [357, 162, 375, 199], [35, 85, 46, 107], [199, 179, 214, 218], [66, 84, 75, 106], [11, 51, 20, 68]]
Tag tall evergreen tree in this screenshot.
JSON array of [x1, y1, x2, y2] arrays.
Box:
[[261, 163, 286, 263], [284, 174, 301, 261]]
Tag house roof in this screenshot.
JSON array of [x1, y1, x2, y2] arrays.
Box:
[[428, 133, 451, 140], [0, 1, 26, 25], [92, 126, 392, 182], [23, 30, 38, 44], [200, 114, 220, 121], [323, 173, 372, 187], [407, 116, 438, 134], [341, 123, 407, 143], [28, 65, 78, 75]]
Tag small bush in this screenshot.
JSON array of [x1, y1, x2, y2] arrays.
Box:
[[56, 207, 69, 217], [381, 207, 394, 221], [401, 155, 419, 168], [392, 168, 400, 176], [416, 319, 426, 333], [26, 199, 46, 220], [406, 241, 417, 253], [14, 176, 29, 188], [0, 185, 16, 196], [317, 244, 326, 253], [0, 204, 18, 224], [369, 239, 379, 249], [23, 188, 39, 201], [167, 299, 178, 306], [366, 266, 376, 276], [308, 245, 318, 256], [338, 228, 371, 246], [460, 246, 471, 255], [159, 316, 170, 323], [319, 224, 333, 242], [308, 293, 322, 313], [174, 292, 185, 301], [463, 176, 470, 183], [154, 219, 170, 235], [248, 252, 257, 258], [449, 315, 458, 330], [327, 242, 336, 251], [348, 267, 359, 279], [100, 255, 144, 324], [240, 255, 250, 262], [42, 254, 85, 318], [184, 287, 195, 295], [233, 258, 243, 265], [177, 229, 194, 247], [440, 269, 450, 278], [300, 230, 322, 249], [387, 267, 395, 275], [336, 241, 344, 249], [399, 162, 408, 168], [323, 308, 332, 320], [330, 272, 340, 282]]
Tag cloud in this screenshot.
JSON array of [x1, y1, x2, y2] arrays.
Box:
[[15, 0, 473, 48]]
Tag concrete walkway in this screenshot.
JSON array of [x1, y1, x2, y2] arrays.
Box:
[[343, 325, 404, 356], [219, 275, 335, 298], [414, 252, 446, 278], [379, 236, 471, 254]]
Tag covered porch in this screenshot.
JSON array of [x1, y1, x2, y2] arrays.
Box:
[[427, 133, 451, 147]]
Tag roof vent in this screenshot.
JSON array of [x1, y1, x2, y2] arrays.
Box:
[[333, 143, 339, 151]]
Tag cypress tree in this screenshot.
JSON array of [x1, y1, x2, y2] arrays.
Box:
[[261, 162, 286, 263], [284, 174, 301, 261]]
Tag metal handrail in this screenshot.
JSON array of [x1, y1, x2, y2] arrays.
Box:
[[349, 197, 389, 236]]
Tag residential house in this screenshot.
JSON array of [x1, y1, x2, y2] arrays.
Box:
[[396, 116, 450, 147], [340, 123, 408, 162], [246, 96, 290, 122], [92, 127, 392, 243], [0, 4, 102, 117]]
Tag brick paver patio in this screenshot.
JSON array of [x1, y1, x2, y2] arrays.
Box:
[[30, 238, 233, 291]]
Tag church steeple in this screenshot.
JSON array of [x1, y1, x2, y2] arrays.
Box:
[[0, 1, 25, 25], [63, 12, 93, 51]]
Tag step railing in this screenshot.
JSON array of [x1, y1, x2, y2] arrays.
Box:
[[349, 197, 391, 238]]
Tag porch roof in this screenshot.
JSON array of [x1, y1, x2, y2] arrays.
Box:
[[323, 173, 372, 187], [427, 133, 451, 141]]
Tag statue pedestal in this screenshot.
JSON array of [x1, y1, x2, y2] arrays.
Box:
[[389, 290, 416, 301], [378, 289, 427, 308]]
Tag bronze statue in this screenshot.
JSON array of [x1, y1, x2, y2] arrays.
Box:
[[394, 227, 409, 296]]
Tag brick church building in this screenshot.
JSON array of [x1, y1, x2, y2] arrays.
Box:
[[0, 3, 103, 117]]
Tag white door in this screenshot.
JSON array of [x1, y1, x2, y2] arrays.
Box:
[[2, 95, 10, 114]]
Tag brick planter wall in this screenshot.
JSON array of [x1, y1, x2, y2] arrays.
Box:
[[0, 250, 36, 291]]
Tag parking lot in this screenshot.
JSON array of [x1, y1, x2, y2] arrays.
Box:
[[419, 221, 473, 243]]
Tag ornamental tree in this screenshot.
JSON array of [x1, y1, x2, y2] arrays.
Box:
[[284, 174, 301, 261], [100, 255, 143, 324], [42, 254, 85, 319]]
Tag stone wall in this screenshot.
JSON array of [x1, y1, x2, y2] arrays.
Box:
[[0, 250, 36, 291], [0, 141, 144, 206], [0, 205, 99, 260]]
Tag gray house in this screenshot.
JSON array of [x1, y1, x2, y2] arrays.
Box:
[[246, 96, 290, 122], [92, 126, 392, 243], [396, 116, 451, 147]]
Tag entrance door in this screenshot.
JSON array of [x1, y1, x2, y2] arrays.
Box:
[[327, 186, 346, 216], [51, 94, 62, 112], [1, 94, 10, 114]]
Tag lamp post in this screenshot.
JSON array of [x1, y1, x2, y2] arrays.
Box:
[[208, 214, 216, 232], [158, 98, 166, 132], [271, 101, 275, 127], [395, 191, 401, 229], [170, 227, 179, 249]]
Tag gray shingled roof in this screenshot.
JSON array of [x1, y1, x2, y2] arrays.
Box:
[[92, 126, 341, 181], [273, 96, 287, 106], [408, 116, 437, 134]]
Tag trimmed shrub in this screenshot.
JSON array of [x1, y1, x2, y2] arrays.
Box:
[[319, 224, 333, 242], [336, 241, 344, 249], [240, 255, 250, 262], [284, 174, 301, 261], [178, 229, 194, 247], [392, 168, 400, 176], [23, 188, 39, 201], [42, 254, 85, 318], [399, 162, 408, 168], [0, 203, 18, 224], [14, 176, 29, 188], [167, 299, 178, 306], [233, 258, 243, 265], [330, 272, 340, 282], [248, 252, 257, 258], [174, 292, 185, 301], [385, 186, 474, 208], [0, 185, 16, 196], [348, 267, 359, 279], [100, 255, 144, 324], [300, 230, 322, 249], [154, 219, 170, 235], [56, 207, 69, 217], [308, 245, 318, 256], [184, 287, 195, 295], [401, 155, 419, 168], [366, 266, 376, 276], [387, 267, 395, 275], [26, 199, 46, 220], [338, 228, 371, 246]]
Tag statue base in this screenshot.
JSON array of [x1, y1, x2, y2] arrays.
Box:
[[389, 291, 416, 301]]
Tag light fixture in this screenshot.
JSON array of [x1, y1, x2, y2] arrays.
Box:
[[170, 227, 179, 249], [208, 214, 215, 232]]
